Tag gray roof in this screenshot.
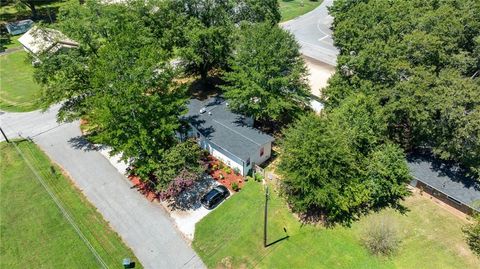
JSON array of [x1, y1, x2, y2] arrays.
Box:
[[408, 155, 480, 211], [185, 97, 274, 161]]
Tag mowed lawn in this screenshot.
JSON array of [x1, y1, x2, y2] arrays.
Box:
[[193, 181, 480, 269], [279, 0, 322, 22], [0, 141, 142, 268], [0, 51, 42, 111]]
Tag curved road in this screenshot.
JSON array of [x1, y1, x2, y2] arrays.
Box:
[[282, 0, 338, 66], [0, 108, 205, 269]]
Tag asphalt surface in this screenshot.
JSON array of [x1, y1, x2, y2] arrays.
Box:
[[282, 0, 338, 66], [0, 109, 205, 269]]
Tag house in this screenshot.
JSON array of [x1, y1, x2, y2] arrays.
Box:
[[408, 155, 480, 215], [182, 96, 274, 176], [18, 26, 78, 57]]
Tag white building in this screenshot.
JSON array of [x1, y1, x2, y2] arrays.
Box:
[[182, 96, 274, 176], [18, 26, 78, 57]]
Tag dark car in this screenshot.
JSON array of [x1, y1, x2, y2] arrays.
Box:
[[201, 185, 230, 209]]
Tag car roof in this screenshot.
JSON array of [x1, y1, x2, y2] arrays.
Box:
[[214, 185, 228, 192], [204, 188, 221, 201]]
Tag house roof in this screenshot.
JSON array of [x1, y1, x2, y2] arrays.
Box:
[[185, 96, 274, 162], [407, 155, 480, 211], [18, 26, 78, 55], [5, 19, 34, 35]]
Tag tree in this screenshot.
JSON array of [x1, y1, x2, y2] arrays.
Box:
[[463, 214, 480, 257], [222, 23, 310, 125], [174, 0, 281, 82], [231, 0, 280, 24], [15, 0, 58, 18], [153, 139, 207, 199], [278, 96, 410, 224], [178, 20, 233, 82], [34, 1, 187, 177], [327, 0, 480, 177]]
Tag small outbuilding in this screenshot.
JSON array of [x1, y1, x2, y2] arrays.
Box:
[[182, 96, 274, 176], [5, 19, 34, 35], [408, 155, 480, 215], [18, 26, 78, 56]]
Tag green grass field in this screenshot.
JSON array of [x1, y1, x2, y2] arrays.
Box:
[[279, 0, 322, 22], [0, 141, 142, 268], [0, 51, 42, 111], [4, 35, 22, 50], [193, 181, 480, 269]]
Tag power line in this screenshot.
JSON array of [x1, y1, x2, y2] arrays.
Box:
[[21, 142, 120, 263], [11, 141, 110, 269]]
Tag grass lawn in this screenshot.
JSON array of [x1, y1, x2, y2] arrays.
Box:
[[0, 141, 142, 268], [279, 0, 323, 22], [3, 35, 22, 50], [193, 181, 480, 269], [0, 50, 42, 112]]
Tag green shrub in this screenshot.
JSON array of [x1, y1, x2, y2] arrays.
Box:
[[233, 167, 241, 175], [224, 167, 232, 174], [231, 182, 239, 191], [254, 172, 263, 182], [362, 217, 400, 256], [463, 214, 480, 257]]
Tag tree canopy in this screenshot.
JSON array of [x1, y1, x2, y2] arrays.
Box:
[[222, 22, 310, 125], [279, 95, 411, 225], [174, 0, 281, 81], [32, 0, 283, 193], [326, 0, 480, 177], [34, 1, 187, 180]]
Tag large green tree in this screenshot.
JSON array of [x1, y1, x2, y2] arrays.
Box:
[[174, 0, 281, 81], [327, 0, 480, 177], [15, 0, 59, 18], [222, 22, 310, 125], [279, 95, 410, 224], [34, 1, 187, 177]]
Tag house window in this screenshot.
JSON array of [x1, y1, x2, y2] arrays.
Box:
[[260, 147, 264, 157], [246, 158, 250, 166], [197, 132, 201, 138], [447, 196, 462, 205]]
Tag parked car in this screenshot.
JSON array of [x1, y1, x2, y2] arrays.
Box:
[[201, 185, 230, 209]]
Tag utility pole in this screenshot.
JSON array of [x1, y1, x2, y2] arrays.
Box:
[[264, 185, 269, 248], [0, 127, 9, 143]]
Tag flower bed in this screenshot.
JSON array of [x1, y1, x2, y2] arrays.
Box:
[[128, 175, 158, 202], [207, 156, 244, 192]]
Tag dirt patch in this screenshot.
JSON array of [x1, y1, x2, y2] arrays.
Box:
[[303, 56, 335, 97]]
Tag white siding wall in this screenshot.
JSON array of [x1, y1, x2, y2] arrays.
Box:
[[207, 143, 245, 175], [250, 142, 272, 167]]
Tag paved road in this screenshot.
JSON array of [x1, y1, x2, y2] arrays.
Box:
[[0, 110, 205, 269], [282, 0, 338, 66]]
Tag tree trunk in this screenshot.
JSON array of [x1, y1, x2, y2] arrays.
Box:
[[200, 68, 208, 83], [27, 2, 37, 19]]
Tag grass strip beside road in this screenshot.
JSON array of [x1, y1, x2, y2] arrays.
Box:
[[279, 0, 323, 22], [0, 141, 142, 268]]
